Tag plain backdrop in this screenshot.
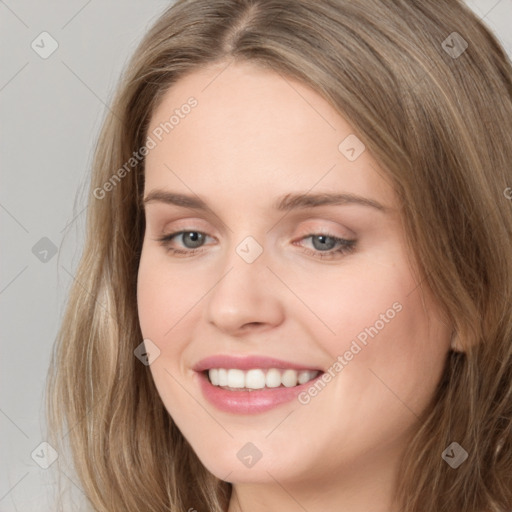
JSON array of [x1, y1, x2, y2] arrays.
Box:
[[1, 1, 511, 510]]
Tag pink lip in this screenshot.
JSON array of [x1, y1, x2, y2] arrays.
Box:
[[195, 370, 325, 415], [192, 354, 324, 415], [192, 354, 322, 372]]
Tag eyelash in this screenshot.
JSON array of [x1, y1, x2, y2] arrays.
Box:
[[155, 230, 356, 260]]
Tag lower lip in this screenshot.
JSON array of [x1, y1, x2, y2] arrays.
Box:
[[196, 370, 324, 414]]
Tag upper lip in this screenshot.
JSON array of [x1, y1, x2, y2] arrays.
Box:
[[193, 355, 323, 372]]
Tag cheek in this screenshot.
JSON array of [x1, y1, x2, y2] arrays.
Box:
[[136, 253, 200, 420], [312, 256, 449, 403], [137, 260, 165, 341], [289, 257, 414, 353], [329, 291, 449, 422], [136, 247, 203, 416], [136, 248, 193, 347]]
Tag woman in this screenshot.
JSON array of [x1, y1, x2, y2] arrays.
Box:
[[46, 0, 512, 510]]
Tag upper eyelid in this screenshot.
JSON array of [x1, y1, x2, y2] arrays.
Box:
[[153, 216, 356, 236], [146, 210, 359, 236]]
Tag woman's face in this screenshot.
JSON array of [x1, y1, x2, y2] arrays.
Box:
[[137, 60, 452, 502]]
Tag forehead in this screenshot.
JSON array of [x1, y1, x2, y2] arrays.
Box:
[[144, 60, 396, 211]]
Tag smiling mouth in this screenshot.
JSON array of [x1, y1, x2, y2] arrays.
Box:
[[203, 368, 323, 391]]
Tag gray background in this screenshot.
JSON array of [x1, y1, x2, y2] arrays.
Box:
[[1, 1, 511, 510]]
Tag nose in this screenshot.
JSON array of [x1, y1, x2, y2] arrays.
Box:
[[204, 239, 285, 336]]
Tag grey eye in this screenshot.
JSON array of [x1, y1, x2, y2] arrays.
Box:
[[310, 235, 337, 251], [180, 231, 206, 249]]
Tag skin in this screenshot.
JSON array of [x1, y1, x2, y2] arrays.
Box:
[[136, 59, 453, 511]]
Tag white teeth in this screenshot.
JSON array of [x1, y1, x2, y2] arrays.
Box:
[[265, 368, 282, 388], [298, 370, 317, 385], [207, 368, 320, 390], [218, 368, 228, 386], [245, 369, 266, 389], [209, 368, 219, 385], [282, 369, 298, 387], [227, 369, 245, 388]]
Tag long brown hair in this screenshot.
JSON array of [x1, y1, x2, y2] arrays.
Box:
[[46, 0, 512, 510]]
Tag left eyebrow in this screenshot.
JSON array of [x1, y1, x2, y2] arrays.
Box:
[[142, 190, 390, 213], [273, 192, 389, 212]]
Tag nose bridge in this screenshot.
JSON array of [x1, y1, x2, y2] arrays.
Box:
[[212, 232, 268, 306], [204, 232, 284, 332], [233, 234, 265, 266]]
